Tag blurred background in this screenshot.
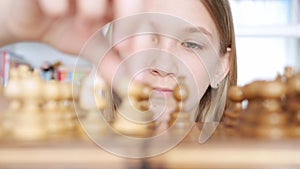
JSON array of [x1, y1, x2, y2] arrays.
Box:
[[231, 0, 300, 85], [0, 1, 299, 168], [0, 0, 299, 86]]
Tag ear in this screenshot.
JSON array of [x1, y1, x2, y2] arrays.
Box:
[[210, 48, 231, 88]]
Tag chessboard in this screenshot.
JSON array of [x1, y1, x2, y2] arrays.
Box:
[[0, 127, 300, 169], [0, 65, 300, 169]]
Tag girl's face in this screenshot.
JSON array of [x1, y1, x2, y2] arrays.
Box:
[[110, 0, 228, 115]]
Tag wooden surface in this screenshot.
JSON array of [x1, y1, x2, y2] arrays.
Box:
[[1, 93, 299, 169], [1, 128, 300, 169]]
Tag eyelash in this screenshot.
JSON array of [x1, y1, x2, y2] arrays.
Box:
[[181, 41, 203, 50]]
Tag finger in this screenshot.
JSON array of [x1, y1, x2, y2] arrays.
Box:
[[39, 0, 70, 17], [81, 31, 129, 93], [113, 0, 144, 19], [77, 0, 109, 20]]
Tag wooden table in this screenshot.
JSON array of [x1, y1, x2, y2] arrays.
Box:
[[1, 129, 300, 169]]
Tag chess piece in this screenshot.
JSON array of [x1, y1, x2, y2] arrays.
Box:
[[240, 80, 288, 140], [68, 83, 83, 137], [13, 68, 47, 140], [221, 86, 244, 137], [3, 67, 23, 137], [166, 78, 192, 141], [60, 82, 78, 136], [112, 81, 154, 137], [241, 81, 264, 138], [239, 81, 261, 137], [43, 80, 66, 137], [286, 72, 300, 138], [79, 75, 109, 138]]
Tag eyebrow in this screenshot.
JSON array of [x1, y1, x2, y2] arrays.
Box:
[[185, 26, 213, 39]]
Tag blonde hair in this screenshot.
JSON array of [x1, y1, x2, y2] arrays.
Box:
[[197, 0, 237, 122]]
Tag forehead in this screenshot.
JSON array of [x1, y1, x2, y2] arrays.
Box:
[[143, 0, 219, 44]]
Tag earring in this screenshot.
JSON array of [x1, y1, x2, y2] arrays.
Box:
[[152, 35, 159, 46], [211, 81, 219, 89]]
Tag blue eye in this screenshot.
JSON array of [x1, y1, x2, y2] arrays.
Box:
[[181, 41, 203, 49]]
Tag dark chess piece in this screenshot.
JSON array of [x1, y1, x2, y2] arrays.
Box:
[[241, 80, 288, 140], [286, 72, 300, 138], [221, 86, 244, 137]]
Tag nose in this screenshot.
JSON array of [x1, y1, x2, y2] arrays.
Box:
[[148, 49, 179, 78], [150, 68, 174, 77]]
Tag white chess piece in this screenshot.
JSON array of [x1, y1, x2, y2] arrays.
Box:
[[112, 81, 154, 137], [79, 74, 108, 138], [13, 68, 47, 140], [43, 80, 65, 137], [3, 68, 22, 137]]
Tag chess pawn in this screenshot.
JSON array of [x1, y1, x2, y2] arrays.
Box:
[[113, 99, 153, 137], [239, 81, 264, 138], [60, 83, 77, 135], [79, 76, 109, 138], [112, 81, 153, 137], [286, 72, 300, 137], [3, 68, 23, 136], [168, 79, 190, 132], [128, 82, 152, 101], [256, 81, 290, 140], [222, 86, 244, 137], [13, 69, 47, 141], [43, 80, 66, 137], [286, 72, 300, 98], [69, 83, 81, 134], [128, 82, 154, 128], [254, 81, 288, 139]]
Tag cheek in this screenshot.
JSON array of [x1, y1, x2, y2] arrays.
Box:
[[178, 56, 210, 111], [178, 51, 210, 90], [190, 60, 210, 90], [131, 70, 154, 84]]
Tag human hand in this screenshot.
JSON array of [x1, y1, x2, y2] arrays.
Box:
[[0, 0, 114, 54], [0, 0, 143, 89]]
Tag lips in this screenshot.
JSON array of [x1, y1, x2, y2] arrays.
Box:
[[152, 87, 173, 93]]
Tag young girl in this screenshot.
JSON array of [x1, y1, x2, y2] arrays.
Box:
[[0, 0, 237, 155], [98, 0, 237, 139]]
